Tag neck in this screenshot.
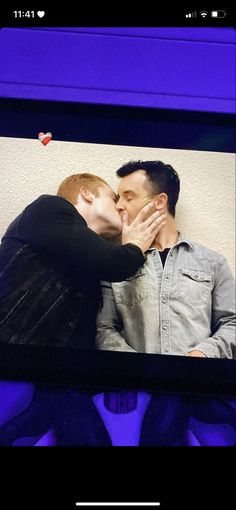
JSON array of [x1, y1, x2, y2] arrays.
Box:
[[152, 216, 179, 251], [76, 203, 99, 233]]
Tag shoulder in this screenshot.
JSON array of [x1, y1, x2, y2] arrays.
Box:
[[29, 194, 75, 212], [187, 239, 227, 265], [22, 195, 86, 224]]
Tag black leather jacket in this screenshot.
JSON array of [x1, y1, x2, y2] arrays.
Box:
[[0, 195, 145, 347]]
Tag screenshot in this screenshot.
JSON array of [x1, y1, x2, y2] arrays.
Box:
[[0, 7, 235, 509]]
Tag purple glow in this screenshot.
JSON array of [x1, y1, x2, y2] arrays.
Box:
[[0, 27, 235, 112], [0, 384, 235, 446]]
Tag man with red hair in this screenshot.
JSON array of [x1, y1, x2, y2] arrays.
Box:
[[0, 172, 166, 347]]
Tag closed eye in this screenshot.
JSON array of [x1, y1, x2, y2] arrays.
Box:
[[112, 194, 119, 203]]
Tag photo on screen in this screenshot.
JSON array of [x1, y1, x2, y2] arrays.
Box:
[[0, 98, 235, 393]]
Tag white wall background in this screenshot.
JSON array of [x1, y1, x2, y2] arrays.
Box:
[[0, 136, 235, 274]]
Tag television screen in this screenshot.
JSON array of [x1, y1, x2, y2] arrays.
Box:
[[0, 98, 235, 393], [0, 20, 235, 393]]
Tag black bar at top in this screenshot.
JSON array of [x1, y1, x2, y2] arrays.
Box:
[[1, 7, 235, 28]]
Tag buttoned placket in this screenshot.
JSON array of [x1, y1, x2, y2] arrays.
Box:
[[159, 249, 175, 354], [149, 245, 177, 355], [149, 249, 164, 354]]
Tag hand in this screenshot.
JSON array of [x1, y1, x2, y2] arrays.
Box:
[[121, 202, 167, 254], [186, 350, 207, 357]]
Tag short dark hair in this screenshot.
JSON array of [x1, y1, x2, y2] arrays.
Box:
[[116, 160, 180, 217]]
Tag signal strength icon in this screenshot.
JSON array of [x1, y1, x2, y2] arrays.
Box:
[[185, 11, 197, 18], [200, 10, 208, 17]]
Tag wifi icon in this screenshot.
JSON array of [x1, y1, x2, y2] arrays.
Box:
[[200, 11, 208, 17]]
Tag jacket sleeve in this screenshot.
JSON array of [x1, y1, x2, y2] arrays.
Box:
[[96, 282, 137, 352], [194, 257, 236, 358], [19, 195, 146, 283]]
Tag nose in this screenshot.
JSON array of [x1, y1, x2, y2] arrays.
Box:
[[116, 198, 125, 213]]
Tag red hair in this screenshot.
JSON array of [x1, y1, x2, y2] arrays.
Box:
[[57, 173, 108, 205]]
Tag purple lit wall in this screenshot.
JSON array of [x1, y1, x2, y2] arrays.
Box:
[[0, 27, 235, 446], [0, 27, 235, 112]]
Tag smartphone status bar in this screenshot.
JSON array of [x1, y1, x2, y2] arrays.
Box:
[[1, 7, 235, 28]]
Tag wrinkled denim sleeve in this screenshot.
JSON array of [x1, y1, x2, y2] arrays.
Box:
[[96, 282, 136, 352], [194, 257, 236, 358]]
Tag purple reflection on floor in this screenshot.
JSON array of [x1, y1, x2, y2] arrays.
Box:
[[0, 381, 236, 446], [12, 429, 57, 446], [92, 391, 151, 446], [0, 381, 34, 428]]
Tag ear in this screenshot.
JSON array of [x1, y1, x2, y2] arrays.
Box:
[[79, 187, 95, 204], [154, 193, 168, 210]]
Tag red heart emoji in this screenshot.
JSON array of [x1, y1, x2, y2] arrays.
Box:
[[38, 132, 52, 145]]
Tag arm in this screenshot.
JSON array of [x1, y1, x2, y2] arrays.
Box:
[[188, 258, 236, 358], [19, 195, 145, 283], [96, 282, 137, 352]]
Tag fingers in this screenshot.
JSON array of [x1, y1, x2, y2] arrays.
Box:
[[148, 215, 167, 234], [145, 211, 167, 229], [121, 211, 130, 227], [130, 202, 156, 225]]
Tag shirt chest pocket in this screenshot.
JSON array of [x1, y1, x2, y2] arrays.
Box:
[[179, 268, 212, 305], [112, 267, 147, 306]]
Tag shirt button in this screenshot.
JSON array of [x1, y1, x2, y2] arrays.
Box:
[[163, 325, 167, 330], [165, 275, 169, 280], [162, 298, 166, 303]]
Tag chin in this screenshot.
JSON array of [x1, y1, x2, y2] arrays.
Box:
[[102, 223, 122, 239]]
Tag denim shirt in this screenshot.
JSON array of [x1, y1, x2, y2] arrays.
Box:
[[96, 233, 236, 358]]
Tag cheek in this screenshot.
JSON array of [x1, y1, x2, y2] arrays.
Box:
[[106, 202, 122, 221], [111, 209, 122, 223], [126, 205, 139, 223], [110, 203, 120, 216], [128, 198, 153, 222], [127, 201, 143, 218]]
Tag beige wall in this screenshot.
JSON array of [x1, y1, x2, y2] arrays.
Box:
[[0, 137, 235, 274]]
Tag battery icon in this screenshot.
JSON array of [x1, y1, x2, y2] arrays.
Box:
[[211, 10, 226, 18]]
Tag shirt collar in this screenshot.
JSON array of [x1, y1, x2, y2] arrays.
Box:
[[176, 232, 194, 250], [147, 232, 194, 252]]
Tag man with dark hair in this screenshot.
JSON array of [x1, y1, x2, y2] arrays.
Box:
[[95, 160, 235, 446], [116, 160, 180, 217], [96, 160, 235, 358]]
